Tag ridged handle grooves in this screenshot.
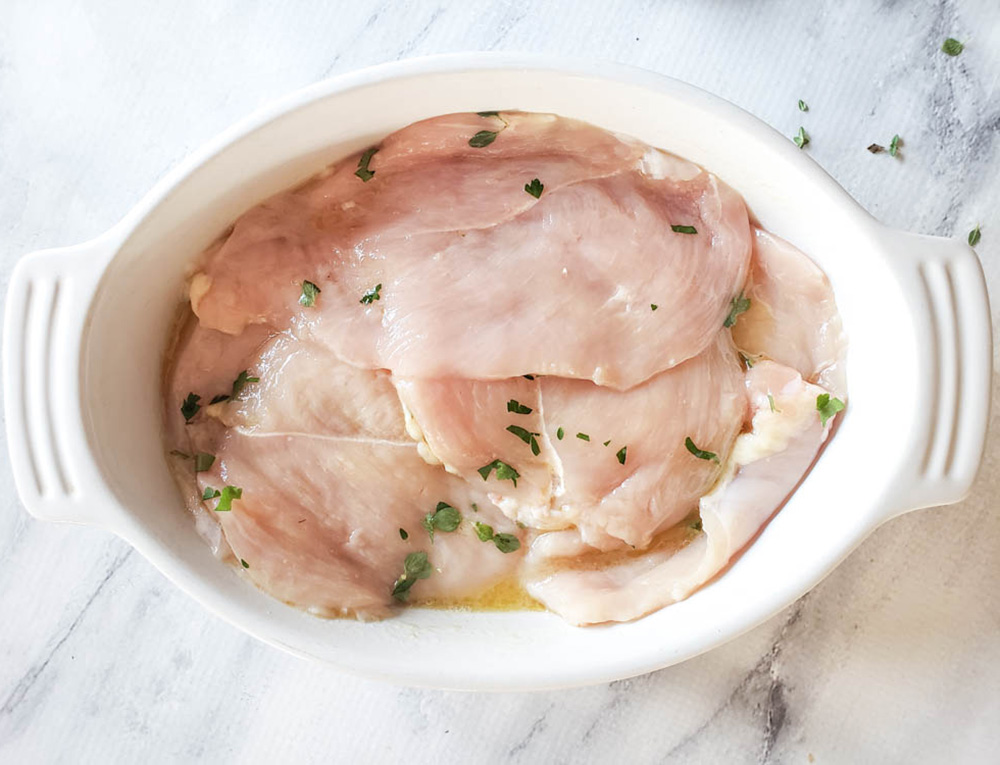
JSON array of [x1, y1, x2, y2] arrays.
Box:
[[3, 235, 118, 525], [880, 230, 992, 517]]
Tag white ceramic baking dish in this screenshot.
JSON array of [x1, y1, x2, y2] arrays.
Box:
[[3, 54, 991, 691]]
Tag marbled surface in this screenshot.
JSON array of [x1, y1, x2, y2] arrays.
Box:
[[2, 1, 999, 762]]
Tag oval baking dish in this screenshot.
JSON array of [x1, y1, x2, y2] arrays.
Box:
[[3, 54, 991, 691]]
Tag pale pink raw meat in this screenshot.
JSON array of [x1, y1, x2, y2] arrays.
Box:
[[191, 112, 751, 389], [732, 228, 847, 396], [198, 432, 522, 618], [525, 361, 839, 624], [395, 331, 747, 551]]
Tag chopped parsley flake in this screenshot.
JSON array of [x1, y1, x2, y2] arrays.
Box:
[[576, 432, 590, 442], [202, 486, 221, 501], [603, 439, 611, 447], [391, 551, 432, 601], [969, 225, 982, 247], [724, 292, 751, 328], [181, 393, 201, 422], [889, 134, 901, 157], [507, 399, 533, 415], [399, 528, 409, 540], [354, 147, 378, 182], [359, 283, 382, 304], [739, 352, 756, 369], [209, 394, 230, 405], [477, 110, 500, 118], [798, 99, 809, 112], [816, 393, 845, 426], [684, 437, 719, 463], [299, 280, 321, 307], [231, 370, 259, 398], [616, 446, 627, 465], [506, 425, 541, 456], [690, 518, 703, 532], [522, 374, 535, 380], [793, 126, 810, 149], [556, 427, 565, 440], [493, 533, 521, 554], [214, 485, 243, 512], [477, 459, 520, 487], [670, 224, 698, 235], [474, 521, 495, 541], [768, 393, 778, 413], [421, 501, 462, 541], [651, 304, 658, 311], [942, 37, 964, 56], [524, 178, 544, 198], [194, 453, 215, 472], [240, 559, 249, 568], [469, 130, 500, 148], [471, 502, 479, 513]]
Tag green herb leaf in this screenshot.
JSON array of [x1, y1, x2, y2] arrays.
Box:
[[421, 501, 462, 541], [798, 99, 809, 112], [556, 427, 565, 440], [355, 147, 378, 182], [506, 425, 541, 456], [477, 459, 520, 487], [215, 485, 243, 512], [524, 178, 544, 199], [576, 432, 590, 442], [768, 393, 778, 413], [181, 393, 201, 422], [739, 352, 756, 369], [942, 37, 964, 56], [399, 528, 409, 540], [522, 374, 535, 380], [616, 446, 628, 465], [240, 558, 249, 568], [359, 283, 382, 305], [867, 143, 885, 154], [793, 126, 809, 149], [507, 399, 533, 415], [209, 394, 230, 405], [391, 551, 432, 601], [724, 292, 751, 328], [603, 439, 611, 447], [299, 280, 321, 307], [202, 486, 221, 501], [670, 224, 698, 235], [816, 393, 845, 426], [474, 521, 495, 541], [477, 110, 500, 118], [194, 453, 215, 472], [889, 134, 901, 157], [471, 502, 479, 513], [469, 130, 499, 148], [651, 304, 658, 311], [690, 518, 703, 532], [231, 370, 260, 398], [969, 225, 982, 247], [684, 437, 719, 463], [493, 533, 521, 554]]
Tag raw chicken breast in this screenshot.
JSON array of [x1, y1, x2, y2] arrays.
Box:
[[396, 332, 747, 551], [525, 361, 839, 624], [732, 228, 847, 396], [191, 112, 751, 388], [199, 432, 522, 618]]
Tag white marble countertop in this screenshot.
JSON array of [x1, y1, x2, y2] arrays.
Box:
[[2, 1, 999, 762]]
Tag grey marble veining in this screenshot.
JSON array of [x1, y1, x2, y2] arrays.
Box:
[[1, 0, 999, 762]]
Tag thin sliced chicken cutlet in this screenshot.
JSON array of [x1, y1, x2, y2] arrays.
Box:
[[198, 433, 523, 619], [395, 331, 747, 551], [524, 361, 839, 625], [191, 112, 750, 389], [733, 228, 847, 396]]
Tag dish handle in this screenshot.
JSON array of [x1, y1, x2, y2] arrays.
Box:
[[877, 229, 992, 520], [3, 231, 121, 527]]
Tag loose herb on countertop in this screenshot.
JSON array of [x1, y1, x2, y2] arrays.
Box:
[[798, 99, 809, 112], [793, 126, 809, 149], [889, 134, 901, 157], [942, 37, 964, 56], [969, 225, 982, 247]]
